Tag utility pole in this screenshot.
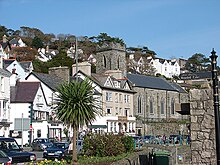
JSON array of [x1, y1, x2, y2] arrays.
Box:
[[21, 113, 23, 148], [75, 37, 78, 81]]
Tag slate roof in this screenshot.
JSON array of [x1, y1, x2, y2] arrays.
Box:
[[0, 41, 11, 50], [0, 68, 11, 77], [10, 82, 40, 103], [9, 38, 19, 45], [20, 61, 32, 71], [127, 73, 178, 91], [72, 70, 135, 93], [169, 82, 188, 93], [26, 72, 64, 91], [3, 59, 15, 69]]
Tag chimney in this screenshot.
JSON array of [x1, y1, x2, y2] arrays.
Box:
[[72, 61, 91, 76], [49, 66, 70, 82]]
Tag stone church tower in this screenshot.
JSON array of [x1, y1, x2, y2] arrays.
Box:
[[94, 42, 126, 76]]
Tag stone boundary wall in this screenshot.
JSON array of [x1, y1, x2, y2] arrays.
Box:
[[190, 89, 216, 165]]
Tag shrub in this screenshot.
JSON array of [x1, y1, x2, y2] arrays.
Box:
[[121, 135, 134, 152], [83, 133, 132, 157]]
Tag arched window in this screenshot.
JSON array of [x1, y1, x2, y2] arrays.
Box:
[[150, 97, 153, 114], [103, 55, 106, 68], [171, 98, 175, 115], [161, 98, 165, 115], [138, 96, 142, 113]]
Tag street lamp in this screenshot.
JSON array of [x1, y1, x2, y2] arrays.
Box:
[[210, 49, 220, 165]]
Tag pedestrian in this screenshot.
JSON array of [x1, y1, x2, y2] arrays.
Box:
[[162, 134, 166, 144]]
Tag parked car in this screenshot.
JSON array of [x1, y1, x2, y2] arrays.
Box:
[[0, 137, 36, 164], [132, 136, 144, 147], [169, 135, 181, 144], [143, 135, 155, 144], [43, 142, 69, 159], [0, 150, 12, 165], [31, 138, 53, 151]]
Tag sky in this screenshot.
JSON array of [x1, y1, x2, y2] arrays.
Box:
[[1, 0, 220, 61]]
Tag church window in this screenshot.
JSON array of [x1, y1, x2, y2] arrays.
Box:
[[150, 97, 153, 114], [138, 96, 142, 113], [103, 55, 106, 68], [161, 98, 165, 115], [171, 98, 175, 115]]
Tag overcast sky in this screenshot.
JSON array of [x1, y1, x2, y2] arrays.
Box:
[[1, 0, 220, 61]]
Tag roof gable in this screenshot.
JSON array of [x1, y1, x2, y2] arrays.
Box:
[[26, 72, 64, 91], [104, 76, 114, 87]]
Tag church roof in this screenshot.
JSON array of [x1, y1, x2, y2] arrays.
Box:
[[127, 73, 179, 91]]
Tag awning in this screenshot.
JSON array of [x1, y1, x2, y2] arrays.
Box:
[[88, 125, 107, 129]]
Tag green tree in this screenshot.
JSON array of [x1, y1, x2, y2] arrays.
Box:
[[31, 36, 44, 49], [90, 33, 125, 46], [185, 53, 210, 72], [55, 79, 101, 164]]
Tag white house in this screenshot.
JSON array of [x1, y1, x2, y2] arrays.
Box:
[[149, 57, 181, 78], [0, 57, 12, 137], [3, 59, 33, 81], [0, 35, 11, 59], [9, 80, 65, 146], [9, 38, 27, 47], [25, 72, 66, 141]]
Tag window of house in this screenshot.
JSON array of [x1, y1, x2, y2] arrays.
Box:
[[138, 96, 142, 113], [115, 93, 118, 102], [165, 67, 167, 71], [150, 97, 154, 114], [161, 98, 165, 115], [110, 122, 113, 132], [106, 92, 112, 101], [119, 108, 122, 115], [119, 94, 122, 102], [0, 77, 4, 92], [114, 122, 117, 132], [3, 101, 6, 118], [37, 129, 41, 138], [115, 107, 118, 115], [124, 95, 129, 103], [106, 108, 111, 114], [171, 98, 175, 115]]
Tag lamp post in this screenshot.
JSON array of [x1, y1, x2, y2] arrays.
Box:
[[210, 49, 220, 165]]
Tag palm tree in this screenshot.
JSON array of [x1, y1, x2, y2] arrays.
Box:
[[55, 78, 101, 165]]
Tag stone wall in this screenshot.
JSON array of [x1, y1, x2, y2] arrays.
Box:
[[190, 89, 217, 165]]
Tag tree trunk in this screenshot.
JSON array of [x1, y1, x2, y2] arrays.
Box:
[[72, 126, 78, 165]]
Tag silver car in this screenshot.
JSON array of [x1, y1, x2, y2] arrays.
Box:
[[31, 138, 53, 151]]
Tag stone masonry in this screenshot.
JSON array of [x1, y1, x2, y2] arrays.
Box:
[[190, 89, 217, 165]]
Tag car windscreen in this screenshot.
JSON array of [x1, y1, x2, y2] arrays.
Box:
[[39, 139, 49, 143], [0, 140, 20, 150], [53, 143, 68, 149]]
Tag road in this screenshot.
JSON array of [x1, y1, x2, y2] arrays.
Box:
[[23, 147, 44, 161]]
